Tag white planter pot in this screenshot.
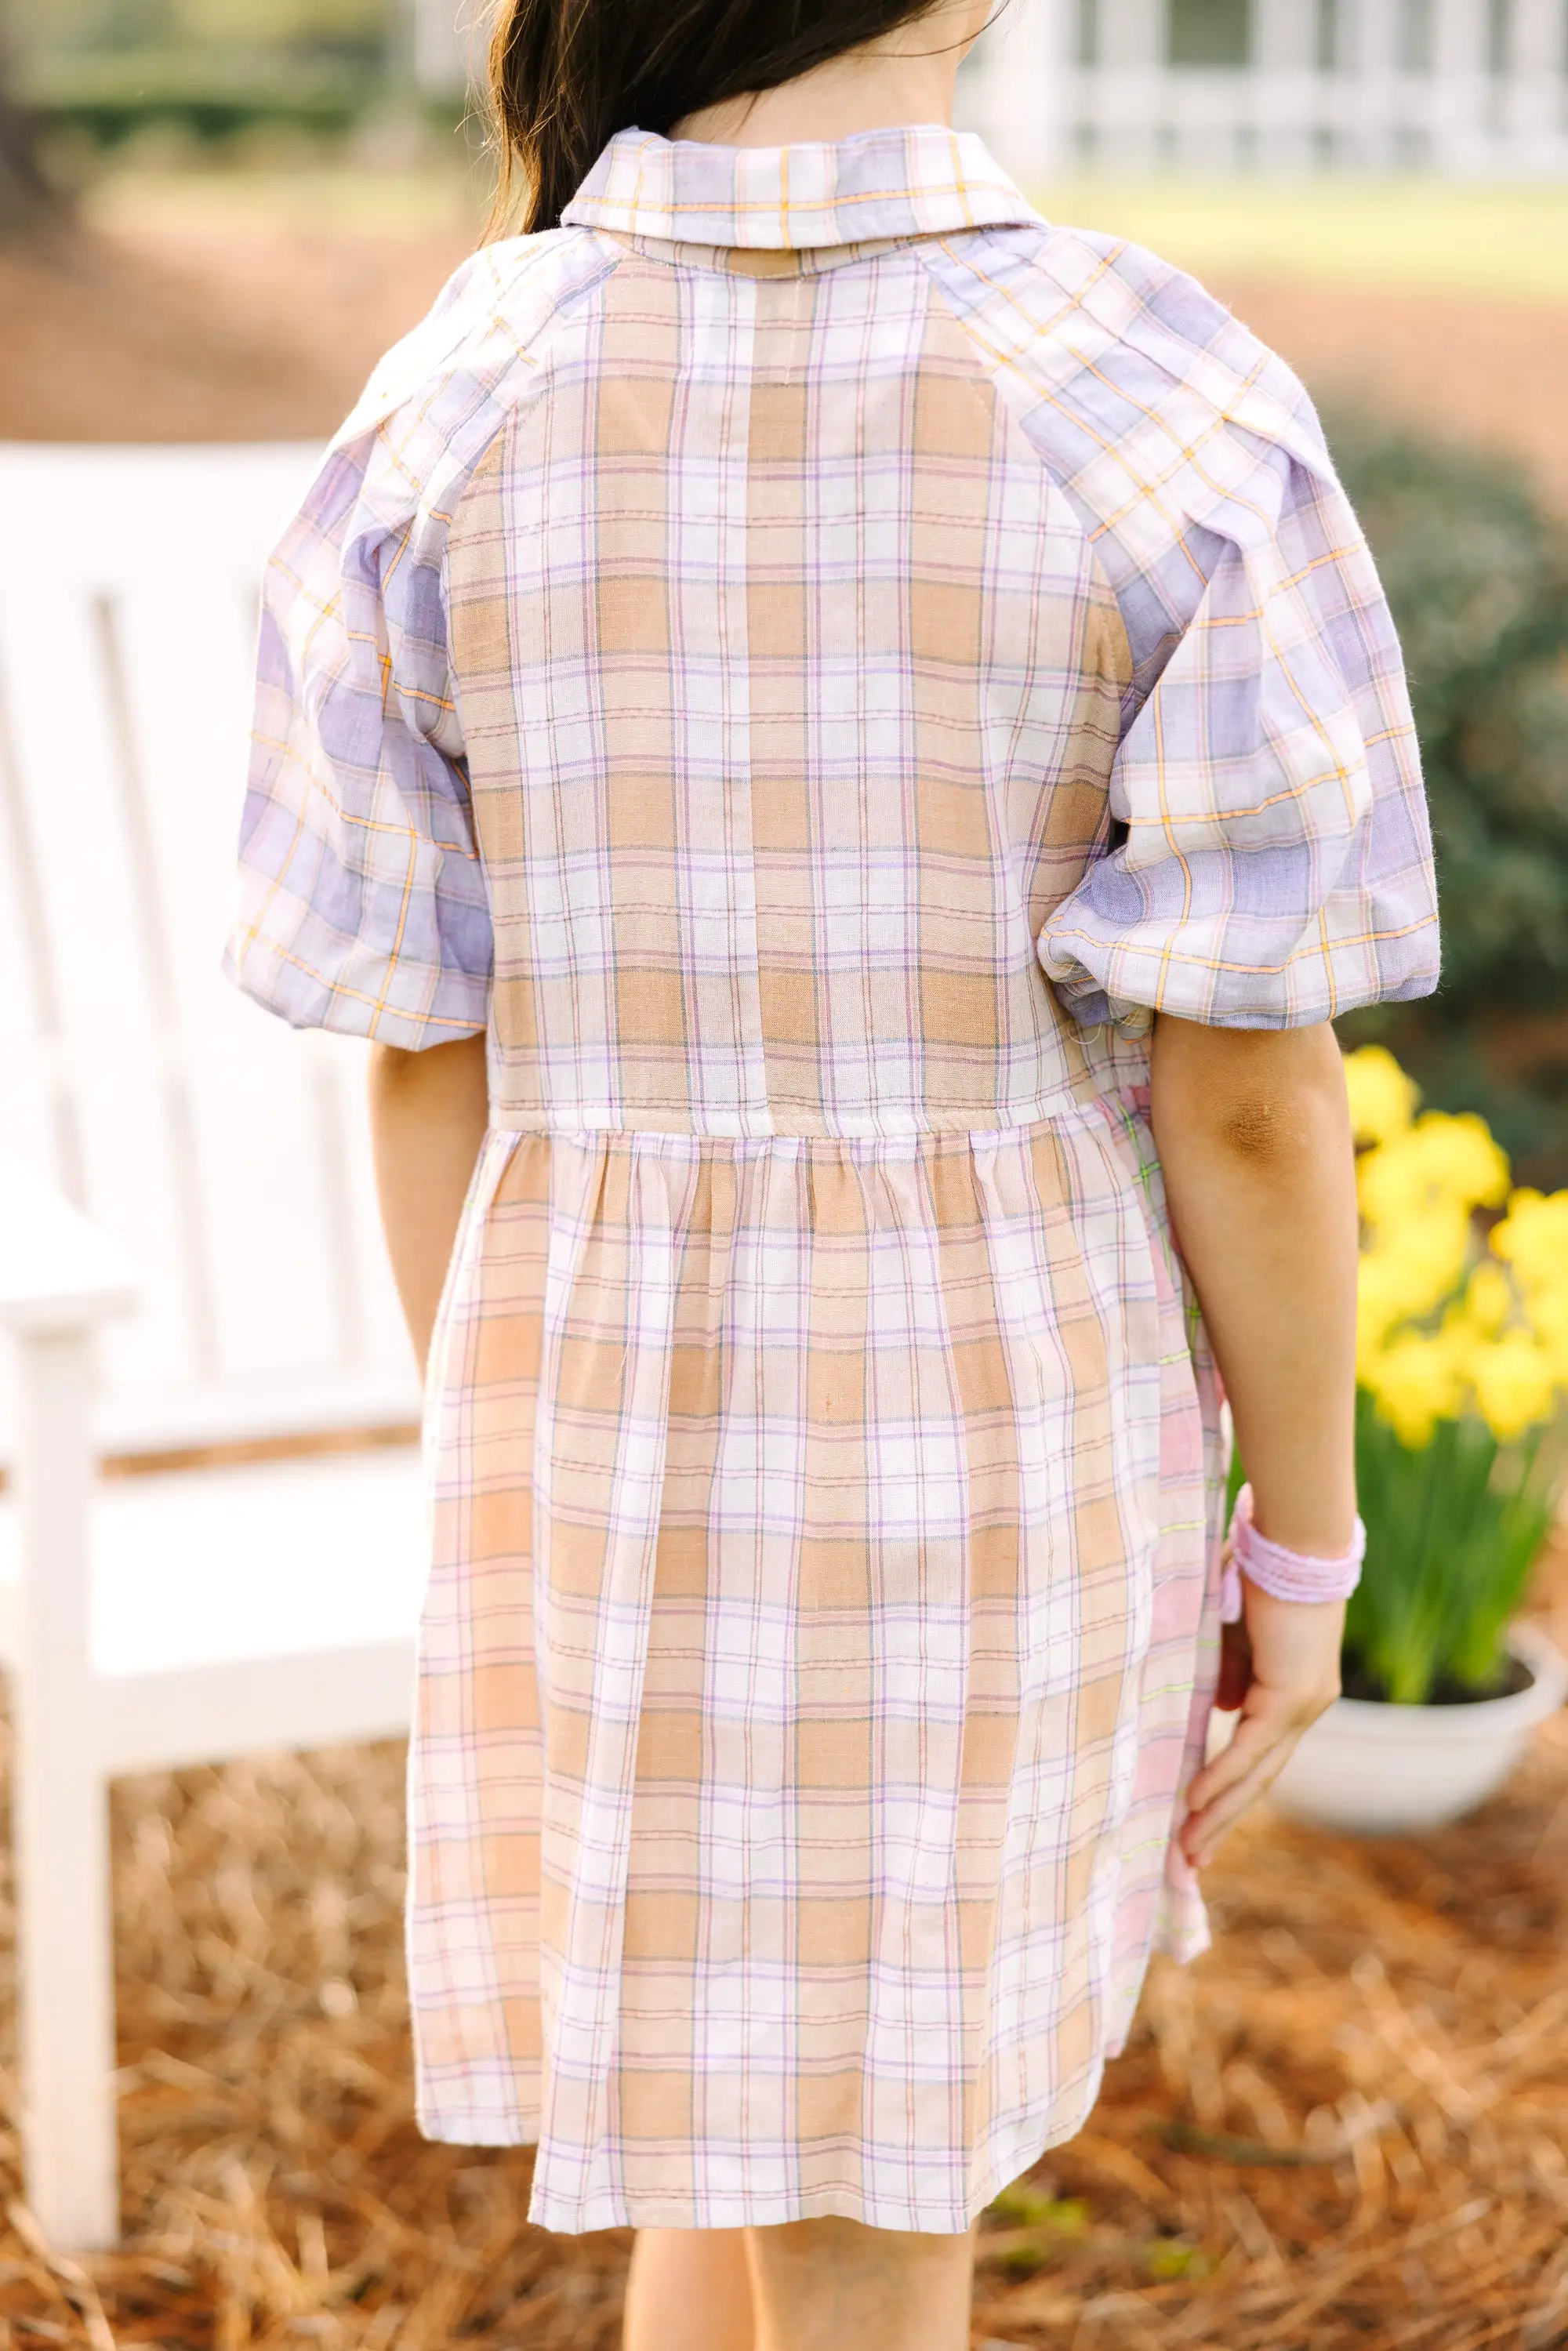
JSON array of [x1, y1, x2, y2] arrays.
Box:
[[1268, 1620, 1568, 1838]]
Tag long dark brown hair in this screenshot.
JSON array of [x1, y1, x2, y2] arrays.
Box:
[[488, 0, 962, 237]]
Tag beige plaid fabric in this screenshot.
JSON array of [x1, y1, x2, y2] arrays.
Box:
[[230, 125, 1436, 2230], [420, 1108, 1221, 2231]]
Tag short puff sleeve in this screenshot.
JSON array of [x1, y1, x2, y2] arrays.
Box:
[[226, 426, 492, 1047], [1037, 433, 1439, 1032]]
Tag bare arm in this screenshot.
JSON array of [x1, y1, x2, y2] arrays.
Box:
[[1149, 1013, 1359, 1870], [368, 1033, 489, 1373]]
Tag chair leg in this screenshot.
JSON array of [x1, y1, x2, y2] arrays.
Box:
[[12, 1327, 119, 2251], [12, 1743, 118, 2251]]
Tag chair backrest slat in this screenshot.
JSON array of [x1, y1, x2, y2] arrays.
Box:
[[0, 447, 422, 1460]]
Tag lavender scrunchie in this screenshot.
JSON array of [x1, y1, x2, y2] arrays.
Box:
[[1219, 1482, 1367, 1625]]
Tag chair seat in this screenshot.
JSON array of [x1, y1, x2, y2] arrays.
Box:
[[0, 1447, 431, 1773]]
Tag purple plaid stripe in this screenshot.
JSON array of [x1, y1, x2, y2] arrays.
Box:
[[228, 125, 1436, 2233]]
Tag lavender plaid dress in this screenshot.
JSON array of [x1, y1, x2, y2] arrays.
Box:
[[229, 127, 1438, 2233]]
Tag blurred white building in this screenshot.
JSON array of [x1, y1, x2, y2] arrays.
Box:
[[416, 0, 1568, 177], [412, 0, 482, 102], [964, 0, 1568, 176]]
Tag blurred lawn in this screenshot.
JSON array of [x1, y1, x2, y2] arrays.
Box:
[[1033, 179, 1568, 303], [76, 161, 1568, 303], [79, 157, 488, 239]]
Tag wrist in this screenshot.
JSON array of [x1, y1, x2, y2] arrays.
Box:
[[1220, 1485, 1365, 1624]]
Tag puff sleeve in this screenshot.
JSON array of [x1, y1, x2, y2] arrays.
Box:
[[1036, 431, 1440, 1032], [226, 426, 492, 1047]]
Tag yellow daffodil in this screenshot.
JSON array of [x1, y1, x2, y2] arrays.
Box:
[[1355, 1203, 1472, 1330], [1425, 1112, 1514, 1209], [1526, 1291, 1568, 1384], [1344, 1043, 1420, 1148], [1492, 1188, 1568, 1301], [1344, 1053, 1562, 1705], [1470, 1334, 1559, 1443], [1363, 1332, 1467, 1449], [1461, 1260, 1515, 1339], [1341, 1048, 1564, 1450], [1357, 1112, 1511, 1232]]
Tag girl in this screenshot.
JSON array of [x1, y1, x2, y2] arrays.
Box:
[[228, 2, 1439, 2342]]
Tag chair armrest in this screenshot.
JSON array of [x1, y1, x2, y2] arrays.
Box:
[[0, 1154, 139, 1337]]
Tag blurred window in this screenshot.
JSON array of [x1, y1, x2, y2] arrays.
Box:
[[1167, 0, 1253, 68], [1315, 0, 1339, 71], [1077, 0, 1099, 69], [1400, 0, 1435, 73], [1486, 0, 1512, 73]]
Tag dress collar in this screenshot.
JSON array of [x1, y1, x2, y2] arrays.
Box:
[[561, 124, 1039, 250]]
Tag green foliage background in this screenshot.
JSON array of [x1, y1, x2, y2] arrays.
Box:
[[9, 0, 397, 123], [1331, 415, 1568, 1188], [13, 0, 388, 60]]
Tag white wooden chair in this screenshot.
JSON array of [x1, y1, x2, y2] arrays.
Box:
[[0, 445, 431, 2250]]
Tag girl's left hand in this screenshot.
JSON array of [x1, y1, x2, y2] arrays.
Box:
[[1180, 1586, 1345, 1871]]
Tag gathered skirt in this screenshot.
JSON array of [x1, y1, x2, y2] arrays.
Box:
[[408, 1089, 1226, 2234]]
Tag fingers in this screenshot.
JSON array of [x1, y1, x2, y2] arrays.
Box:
[[1181, 1681, 1336, 1869], [1187, 1691, 1298, 1812], [1181, 1748, 1290, 1869]]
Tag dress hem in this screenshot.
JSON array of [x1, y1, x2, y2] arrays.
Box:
[[416, 2093, 1110, 2237]]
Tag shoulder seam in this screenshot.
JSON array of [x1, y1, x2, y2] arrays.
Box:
[[907, 239, 1138, 725], [333, 229, 625, 455]]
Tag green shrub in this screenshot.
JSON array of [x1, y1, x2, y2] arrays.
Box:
[[1329, 413, 1568, 1186], [13, 0, 398, 147]]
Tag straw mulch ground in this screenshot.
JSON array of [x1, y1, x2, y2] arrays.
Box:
[[0, 1573, 1563, 2351]]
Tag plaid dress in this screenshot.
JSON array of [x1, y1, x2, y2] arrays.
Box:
[[229, 126, 1438, 2233]]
